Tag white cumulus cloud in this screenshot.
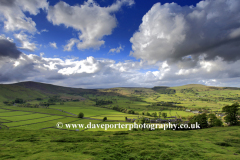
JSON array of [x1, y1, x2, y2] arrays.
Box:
[[130, 0, 240, 65], [0, 0, 48, 33], [47, 0, 134, 51]]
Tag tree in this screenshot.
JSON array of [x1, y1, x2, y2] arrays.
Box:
[[78, 112, 84, 118], [151, 112, 157, 117], [213, 119, 223, 127], [208, 114, 223, 127], [103, 117, 107, 121], [127, 110, 135, 114], [139, 117, 146, 130], [158, 112, 161, 118], [222, 103, 240, 125], [162, 113, 167, 119], [208, 113, 217, 127], [15, 98, 24, 104], [189, 113, 208, 129], [3, 101, 14, 106]]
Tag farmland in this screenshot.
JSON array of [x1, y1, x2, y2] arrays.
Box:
[[1, 82, 240, 130], [0, 81, 240, 159]]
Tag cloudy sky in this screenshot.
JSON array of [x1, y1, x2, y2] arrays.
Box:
[[0, 0, 240, 88]]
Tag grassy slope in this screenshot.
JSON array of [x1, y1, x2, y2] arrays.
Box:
[[1, 82, 239, 111], [1, 82, 240, 123], [0, 84, 47, 101], [13, 81, 104, 96], [0, 127, 239, 160]]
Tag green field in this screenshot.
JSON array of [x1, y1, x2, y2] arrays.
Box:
[[90, 115, 140, 121], [3, 116, 64, 127], [0, 106, 73, 116], [1, 113, 50, 121], [0, 127, 240, 160], [50, 105, 137, 117], [0, 111, 33, 117], [11, 117, 79, 130], [0, 82, 240, 159]]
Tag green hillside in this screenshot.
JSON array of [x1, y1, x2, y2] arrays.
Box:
[[13, 81, 99, 96], [0, 127, 240, 160], [0, 84, 47, 101]]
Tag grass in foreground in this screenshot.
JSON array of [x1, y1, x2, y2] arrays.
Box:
[[0, 127, 240, 160]]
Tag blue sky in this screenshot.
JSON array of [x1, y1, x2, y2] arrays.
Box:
[[0, 0, 240, 88], [19, 0, 202, 61]]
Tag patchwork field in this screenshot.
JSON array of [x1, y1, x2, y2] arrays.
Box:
[[0, 107, 136, 131], [50, 105, 137, 117], [147, 110, 195, 117], [0, 111, 33, 117], [0, 106, 72, 116], [1, 113, 50, 121], [0, 82, 240, 160]]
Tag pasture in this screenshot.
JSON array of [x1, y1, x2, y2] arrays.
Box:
[[0, 127, 239, 160], [0, 106, 72, 116], [50, 105, 137, 117]]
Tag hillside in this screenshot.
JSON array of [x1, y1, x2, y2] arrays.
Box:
[[1, 82, 240, 111], [0, 82, 240, 160], [0, 84, 47, 101], [170, 84, 240, 92], [13, 81, 99, 96], [1, 127, 240, 160]]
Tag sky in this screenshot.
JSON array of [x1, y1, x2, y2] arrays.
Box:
[[0, 0, 240, 89]]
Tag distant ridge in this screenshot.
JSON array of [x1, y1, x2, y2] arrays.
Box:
[[3, 81, 240, 90], [0, 81, 240, 101], [12, 81, 98, 95]]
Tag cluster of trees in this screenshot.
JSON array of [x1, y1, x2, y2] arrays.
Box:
[[45, 95, 65, 105], [112, 105, 172, 118], [180, 88, 196, 95], [2, 97, 64, 107], [187, 103, 240, 129], [17, 103, 42, 108], [222, 103, 239, 126], [14, 98, 25, 104], [157, 113, 222, 131], [3, 98, 25, 106], [208, 114, 223, 127], [129, 97, 146, 102], [96, 100, 113, 105], [112, 106, 136, 114], [188, 113, 224, 129], [72, 99, 80, 102], [140, 111, 167, 118], [3, 101, 14, 106], [134, 90, 142, 93], [152, 87, 176, 94], [39, 102, 51, 107], [48, 96, 61, 103]]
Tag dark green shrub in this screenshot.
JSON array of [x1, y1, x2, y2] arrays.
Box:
[[78, 112, 84, 118]]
